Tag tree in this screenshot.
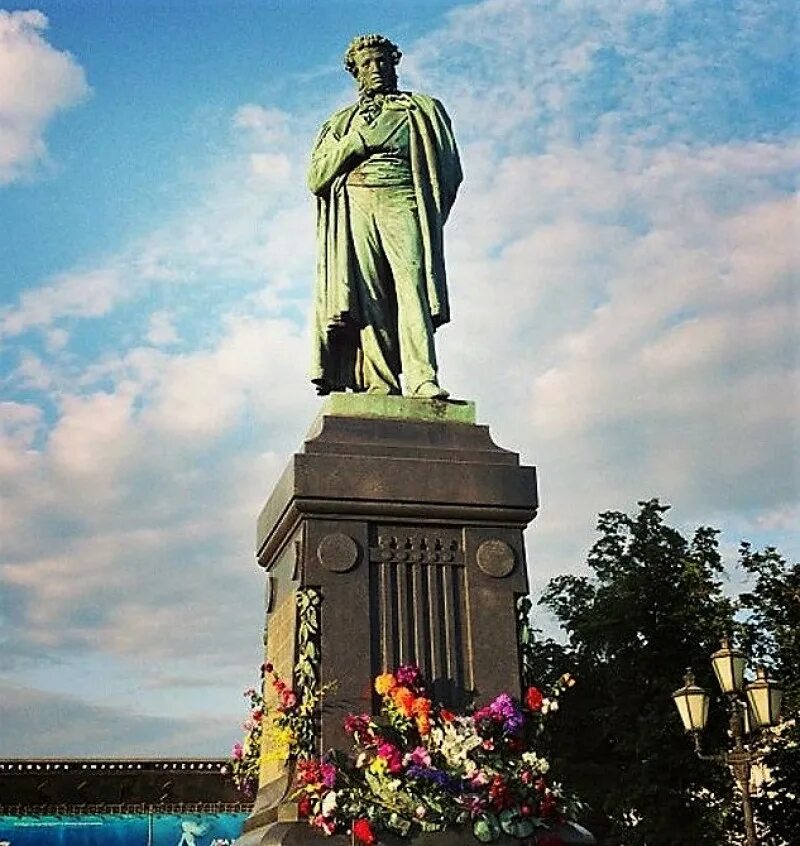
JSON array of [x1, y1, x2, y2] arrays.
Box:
[[739, 544, 800, 844], [528, 500, 741, 845]]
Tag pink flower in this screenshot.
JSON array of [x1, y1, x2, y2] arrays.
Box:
[[470, 770, 489, 787], [404, 746, 432, 768], [377, 741, 403, 773], [458, 794, 486, 815], [231, 742, 243, 760]]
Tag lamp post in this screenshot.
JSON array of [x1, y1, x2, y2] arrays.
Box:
[[671, 639, 783, 846]]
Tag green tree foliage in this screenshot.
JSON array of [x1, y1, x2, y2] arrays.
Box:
[[738, 544, 800, 844], [529, 500, 746, 845]]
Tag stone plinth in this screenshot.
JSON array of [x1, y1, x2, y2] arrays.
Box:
[[238, 396, 540, 845], [239, 821, 594, 845]]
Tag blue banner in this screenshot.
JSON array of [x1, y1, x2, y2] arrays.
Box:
[[0, 813, 246, 846]]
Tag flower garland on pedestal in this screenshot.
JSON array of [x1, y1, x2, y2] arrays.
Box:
[[293, 665, 579, 843], [228, 588, 581, 843], [226, 588, 331, 798]]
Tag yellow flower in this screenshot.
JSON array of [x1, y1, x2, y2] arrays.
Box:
[[369, 756, 388, 775], [262, 723, 295, 763], [375, 672, 397, 696]]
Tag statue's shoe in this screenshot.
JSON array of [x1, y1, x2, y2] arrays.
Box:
[[412, 381, 449, 400]]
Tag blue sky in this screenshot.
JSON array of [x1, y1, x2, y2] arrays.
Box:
[[0, 0, 797, 755]]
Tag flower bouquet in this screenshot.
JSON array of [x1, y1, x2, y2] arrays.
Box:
[[227, 659, 333, 798], [293, 664, 579, 844]]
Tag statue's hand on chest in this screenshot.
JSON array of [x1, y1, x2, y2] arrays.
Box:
[[355, 108, 407, 154]]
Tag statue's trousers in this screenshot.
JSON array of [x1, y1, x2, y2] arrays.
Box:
[[347, 184, 439, 394]]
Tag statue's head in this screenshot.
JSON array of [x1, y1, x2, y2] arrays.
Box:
[[344, 34, 401, 96]]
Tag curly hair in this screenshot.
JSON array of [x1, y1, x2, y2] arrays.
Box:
[[343, 34, 402, 77]]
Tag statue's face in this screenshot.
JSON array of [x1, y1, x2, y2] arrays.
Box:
[[353, 47, 397, 95]]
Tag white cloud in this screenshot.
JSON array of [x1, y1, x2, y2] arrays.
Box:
[[0, 9, 90, 184], [145, 310, 179, 346], [249, 152, 292, 185], [233, 103, 291, 146], [1, 267, 123, 337]]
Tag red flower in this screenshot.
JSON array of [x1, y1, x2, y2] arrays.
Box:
[[295, 759, 322, 786], [525, 686, 544, 712], [488, 775, 512, 810], [440, 708, 456, 723], [353, 818, 377, 844], [539, 791, 560, 820], [297, 795, 311, 817]]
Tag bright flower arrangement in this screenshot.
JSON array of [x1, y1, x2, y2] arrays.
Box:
[[293, 664, 579, 844], [227, 588, 330, 798], [227, 660, 334, 798], [227, 674, 264, 798]]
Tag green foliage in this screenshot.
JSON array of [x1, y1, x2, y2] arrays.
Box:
[[530, 499, 742, 845], [738, 544, 800, 844]]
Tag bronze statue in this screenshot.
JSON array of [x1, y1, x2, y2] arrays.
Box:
[[308, 34, 462, 398]]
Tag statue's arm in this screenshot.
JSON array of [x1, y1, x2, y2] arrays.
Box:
[[307, 122, 368, 196]]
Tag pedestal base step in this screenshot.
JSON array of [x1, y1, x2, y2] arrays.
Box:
[[236, 820, 594, 845]]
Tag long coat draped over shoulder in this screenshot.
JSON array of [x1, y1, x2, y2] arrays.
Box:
[[307, 92, 462, 394]]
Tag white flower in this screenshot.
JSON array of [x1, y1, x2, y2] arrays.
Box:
[[437, 721, 482, 768], [321, 791, 338, 816], [521, 752, 550, 774]]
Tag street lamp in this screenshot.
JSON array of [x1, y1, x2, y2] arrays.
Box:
[[746, 666, 784, 729], [672, 668, 709, 734], [671, 639, 784, 846], [711, 637, 746, 694]]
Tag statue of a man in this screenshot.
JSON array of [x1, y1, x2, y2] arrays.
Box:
[[308, 34, 462, 398]]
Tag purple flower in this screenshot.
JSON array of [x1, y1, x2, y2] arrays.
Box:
[[478, 692, 524, 735], [320, 762, 337, 788], [395, 664, 422, 689], [407, 766, 460, 793]]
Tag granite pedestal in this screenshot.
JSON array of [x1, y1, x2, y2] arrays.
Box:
[[237, 396, 560, 845]]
